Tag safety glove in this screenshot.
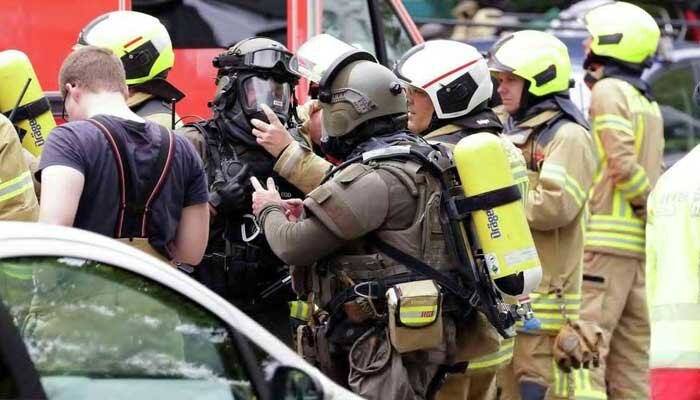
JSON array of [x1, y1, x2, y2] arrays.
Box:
[[209, 164, 251, 215], [553, 320, 604, 372]]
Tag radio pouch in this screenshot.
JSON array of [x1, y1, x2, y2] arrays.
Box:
[[386, 279, 443, 353]]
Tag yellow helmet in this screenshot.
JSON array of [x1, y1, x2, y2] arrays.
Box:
[[584, 2, 660, 65], [77, 11, 174, 86], [488, 30, 571, 97]]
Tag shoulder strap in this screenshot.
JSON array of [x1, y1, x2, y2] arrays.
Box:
[[88, 116, 175, 238]]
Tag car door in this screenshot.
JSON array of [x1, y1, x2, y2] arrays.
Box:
[[0, 255, 268, 400], [0, 295, 47, 400]]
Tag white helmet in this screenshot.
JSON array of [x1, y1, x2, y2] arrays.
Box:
[[393, 40, 492, 119]]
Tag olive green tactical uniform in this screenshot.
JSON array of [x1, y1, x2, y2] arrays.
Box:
[[259, 148, 457, 400]]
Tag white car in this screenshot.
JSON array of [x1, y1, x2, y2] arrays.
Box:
[[0, 222, 362, 400]]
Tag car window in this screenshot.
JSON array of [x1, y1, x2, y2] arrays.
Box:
[[0, 256, 257, 400], [322, 0, 376, 54], [649, 60, 700, 164], [380, 0, 414, 66]]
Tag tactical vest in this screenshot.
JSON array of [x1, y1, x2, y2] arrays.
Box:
[[313, 140, 521, 339], [320, 157, 451, 295], [187, 120, 302, 300]]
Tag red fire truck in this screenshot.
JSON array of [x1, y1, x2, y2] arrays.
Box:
[[1, 0, 423, 121]]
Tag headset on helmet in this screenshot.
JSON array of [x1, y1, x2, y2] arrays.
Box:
[[488, 30, 572, 98], [583, 1, 660, 69], [394, 40, 492, 119], [77, 11, 174, 86]]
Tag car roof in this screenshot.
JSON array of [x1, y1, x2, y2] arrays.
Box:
[[0, 222, 359, 399]]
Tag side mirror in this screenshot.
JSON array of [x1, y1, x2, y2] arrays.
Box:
[[270, 366, 323, 400]]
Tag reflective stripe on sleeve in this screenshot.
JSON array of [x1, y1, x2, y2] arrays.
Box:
[[617, 167, 650, 200], [593, 114, 634, 136], [540, 163, 588, 207], [0, 171, 34, 203]]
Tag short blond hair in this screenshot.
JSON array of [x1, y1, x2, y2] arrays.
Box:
[[58, 46, 127, 98]]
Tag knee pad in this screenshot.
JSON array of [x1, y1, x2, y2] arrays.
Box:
[[519, 380, 547, 400]]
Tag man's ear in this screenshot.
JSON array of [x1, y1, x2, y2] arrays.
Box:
[[65, 82, 79, 102]]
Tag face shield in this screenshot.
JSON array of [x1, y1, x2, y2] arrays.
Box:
[[240, 76, 291, 122], [289, 34, 376, 103]]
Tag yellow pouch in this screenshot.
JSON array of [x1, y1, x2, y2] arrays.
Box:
[[386, 280, 443, 353]]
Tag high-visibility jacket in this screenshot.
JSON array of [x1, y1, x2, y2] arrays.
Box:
[[646, 144, 700, 371], [0, 114, 38, 222], [503, 109, 596, 334], [0, 114, 39, 283], [586, 77, 664, 259]]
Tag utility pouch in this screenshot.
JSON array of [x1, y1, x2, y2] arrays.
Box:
[[386, 279, 443, 353]]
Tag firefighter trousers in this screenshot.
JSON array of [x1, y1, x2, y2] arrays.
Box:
[[498, 334, 575, 399], [436, 370, 498, 400], [577, 251, 649, 399]]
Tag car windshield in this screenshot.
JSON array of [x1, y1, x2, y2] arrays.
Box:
[[0, 256, 257, 400]]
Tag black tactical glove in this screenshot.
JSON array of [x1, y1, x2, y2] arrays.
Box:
[[209, 164, 251, 214]]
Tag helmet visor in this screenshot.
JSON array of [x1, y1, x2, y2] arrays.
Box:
[[241, 76, 291, 116], [289, 34, 361, 83]]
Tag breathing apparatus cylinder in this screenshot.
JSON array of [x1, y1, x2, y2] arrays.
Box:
[[0, 50, 55, 156], [453, 133, 542, 305]]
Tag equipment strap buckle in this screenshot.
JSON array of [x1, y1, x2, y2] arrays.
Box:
[[468, 291, 480, 307], [241, 213, 261, 242]]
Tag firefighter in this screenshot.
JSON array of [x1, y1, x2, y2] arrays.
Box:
[[393, 39, 527, 400], [176, 37, 303, 345], [646, 108, 700, 399], [0, 113, 38, 221], [578, 2, 664, 398], [0, 114, 39, 311], [488, 30, 597, 399], [76, 11, 184, 128]]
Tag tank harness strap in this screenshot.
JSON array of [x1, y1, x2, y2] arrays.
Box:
[[4, 96, 50, 123], [370, 235, 478, 308], [447, 184, 522, 220], [88, 116, 175, 238]]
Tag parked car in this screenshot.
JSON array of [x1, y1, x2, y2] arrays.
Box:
[[0, 222, 361, 400]]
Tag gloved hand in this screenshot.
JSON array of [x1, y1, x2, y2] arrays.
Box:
[[553, 320, 604, 372], [209, 164, 251, 214]]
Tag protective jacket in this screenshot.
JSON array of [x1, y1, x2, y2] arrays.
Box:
[[0, 114, 38, 222], [646, 144, 700, 374], [128, 91, 181, 129], [502, 102, 595, 334], [586, 77, 664, 259], [422, 110, 525, 373]]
